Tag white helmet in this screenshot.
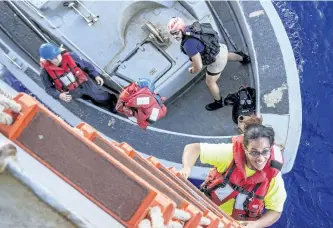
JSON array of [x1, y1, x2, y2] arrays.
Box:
[[167, 17, 186, 34]]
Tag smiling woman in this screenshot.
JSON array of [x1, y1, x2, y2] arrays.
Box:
[[178, 122, 286, 226], [243, 124, 275, 171]]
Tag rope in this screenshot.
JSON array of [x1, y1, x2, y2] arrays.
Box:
[[138, 207, 215, 228], [0, 87, 13, 100], [0, 92, 22, 125]]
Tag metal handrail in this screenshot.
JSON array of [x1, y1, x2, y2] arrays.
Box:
[[3, 52, 23, 70]]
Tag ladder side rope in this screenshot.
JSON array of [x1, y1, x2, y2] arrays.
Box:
[[0, 87, 13, 100], [0, 89, 22, 125], [138, 207, 223, 228]]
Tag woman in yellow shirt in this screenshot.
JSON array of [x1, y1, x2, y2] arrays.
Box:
[[179, 123, 287, 228]]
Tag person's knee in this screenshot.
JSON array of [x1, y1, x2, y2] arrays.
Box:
[[206, 79, 214, 87], [205, 76, 218, 87], [206, 81, 215, 89]]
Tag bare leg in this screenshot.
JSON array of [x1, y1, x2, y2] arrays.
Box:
[[205, 73, 224, 111], [227, 53, 243, 61], [205, 73, 222, 100], [228, 51, 251, 64]]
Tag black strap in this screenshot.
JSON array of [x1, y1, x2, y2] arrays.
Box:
[[235, 182, 264, 199], [251, 183, 263, 199], [270, 160, 283, 171], [224, 162, 236, 182], [207, 70, 222, 76]]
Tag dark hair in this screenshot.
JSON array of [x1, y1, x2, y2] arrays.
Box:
[[243, 124, 275, 148]]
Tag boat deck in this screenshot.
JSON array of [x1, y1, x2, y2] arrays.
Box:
[[154, 1, 252, 136], [154, 59, 251, 136], [0, 1, 301, 176]]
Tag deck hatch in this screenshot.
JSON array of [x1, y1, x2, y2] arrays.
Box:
[[115, 42, 171, 83]]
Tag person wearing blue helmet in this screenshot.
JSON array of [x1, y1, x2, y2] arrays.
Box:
[[39, 43, 117, 112], [137, 78, 155, 92]]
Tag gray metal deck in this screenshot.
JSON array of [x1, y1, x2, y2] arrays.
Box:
[[153, 60, 251, 136], [147, 1, 253, 136]]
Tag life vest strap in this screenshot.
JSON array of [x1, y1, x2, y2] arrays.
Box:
[[243, 183, 263, 218], [270, 160, 283, 170], [50, 63, 79, 91], [201, 162, 236, 196], [202, 162, 265, 201]]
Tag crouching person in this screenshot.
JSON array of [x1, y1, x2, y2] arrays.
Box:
[[39, 43, 117, 112], [179, 123, 286, 227], [167, 17, 250, 111]]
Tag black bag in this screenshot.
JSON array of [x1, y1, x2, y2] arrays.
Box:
[[224, 86, 256, 124], [181, 22, 220, 65]]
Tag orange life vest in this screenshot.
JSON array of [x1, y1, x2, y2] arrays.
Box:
[[40, 52, 88, 92], [116, 83, 167, 129], [200, 135, 283, 221]]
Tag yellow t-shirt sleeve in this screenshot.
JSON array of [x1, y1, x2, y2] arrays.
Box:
[[264, 172, 287, 212], [199, 143, 233, 173]]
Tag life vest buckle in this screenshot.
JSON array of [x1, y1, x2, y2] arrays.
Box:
[[200, 185, 211, 197], [231, 183, 245, 193], [219, 180, 227, 188], [247, 191, 255, 201]]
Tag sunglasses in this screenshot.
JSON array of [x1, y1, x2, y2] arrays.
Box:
[[246, 148, 271, 157], [170, 30, 180, 36]]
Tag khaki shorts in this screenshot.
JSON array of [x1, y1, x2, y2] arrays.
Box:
[[206, 44, 228, 75]]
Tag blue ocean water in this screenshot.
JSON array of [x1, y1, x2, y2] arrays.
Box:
[[272, 1, 333, 227]]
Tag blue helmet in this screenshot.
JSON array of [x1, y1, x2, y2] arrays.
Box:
[[39, 43, 61, 60], [137, 78, 155, 92]]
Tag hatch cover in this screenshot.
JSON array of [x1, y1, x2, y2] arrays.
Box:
[[116, 42, 171, 83]]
